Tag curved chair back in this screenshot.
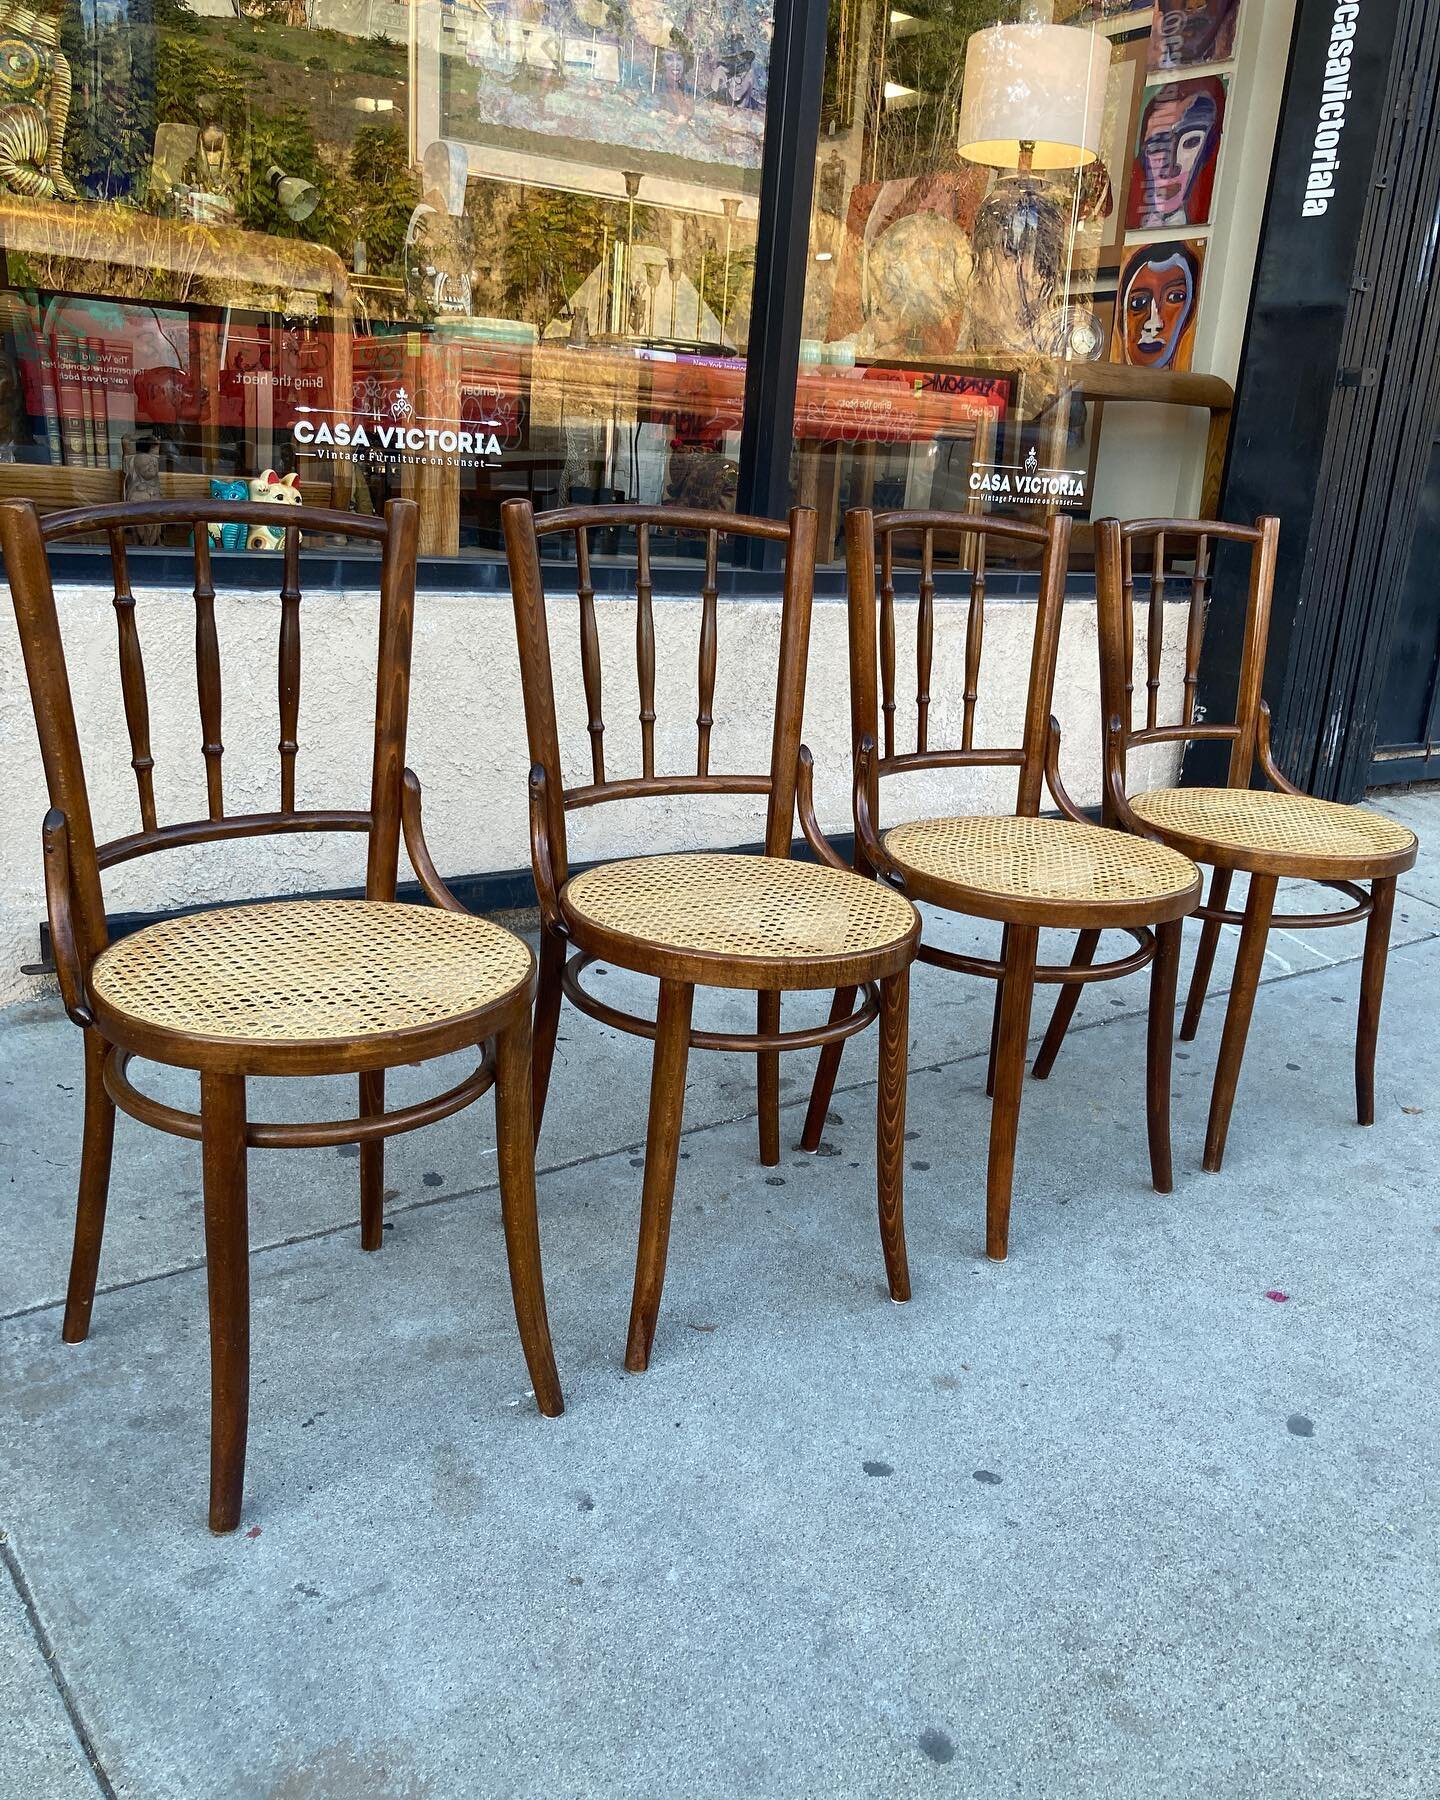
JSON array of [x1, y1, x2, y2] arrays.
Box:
[[0, 496, 420, 1008], [845, 507, 1074, 822], [502, 500, 819, 887], [1095, 515, 1280, 794]]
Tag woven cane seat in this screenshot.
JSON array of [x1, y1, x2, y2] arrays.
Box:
[[882, 814, 1199, 924], [1129, 787, 1417, 876], [561, 852, 917, 988], [89, 899, 532, 1066]]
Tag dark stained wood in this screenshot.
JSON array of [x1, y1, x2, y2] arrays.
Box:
[[963, 533, 986, 752], [1180, 865, 1232, 1040], [1031, 928, 1100, 1080], [1356, 874, 1397, 1127], [1145, 531, 1164, 730], [880, 533, 897, 758], [626, 979, 694, 1373], [697, 530, 719, 775], [192, 530, 224, 820], [916, 529, 934, 753], [876, 969, 911, 1301], [359, 1069, 385, 1250], [62, 1028, 115, 1344], [575, 528, 606, 784], [1146, 919, 1182, 1193], [501, 496, 919, 1362], [1094, 513, 1416, 1165], [278, 527, 302, 813], [493, 1018, 565, 1416], [800, 984, 858, 1152], [1202, 872, 1277, 1172], [201, 1068, 249, 1534], [757, 990, 781, 1165], [986, 923, 1039, 1261], [806, 503, 1200, 1258], [4, 493, 562, 1531], [636, 521, 657, 777], [108, 528, 156, 833], [530, 925, 566, 1145]]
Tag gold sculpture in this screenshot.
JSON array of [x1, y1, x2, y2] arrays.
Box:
[[0, 1, 76, 201]]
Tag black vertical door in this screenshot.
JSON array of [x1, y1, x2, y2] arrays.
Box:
[[1370, 426, 1440, 783]]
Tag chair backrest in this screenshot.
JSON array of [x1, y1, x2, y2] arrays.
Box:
[[502, 501, 818, 884], [1, 496, 420, 988], [1095, 514, 1280, 790], [845, 507, 1073, 820]]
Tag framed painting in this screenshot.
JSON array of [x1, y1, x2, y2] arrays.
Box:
[[1147, 0, 1241, 73], [1127, 74, 1227, 229], [1110, 237, 1206, 372]]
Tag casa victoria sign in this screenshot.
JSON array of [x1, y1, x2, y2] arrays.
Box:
[[968, 447, 1087, 509]]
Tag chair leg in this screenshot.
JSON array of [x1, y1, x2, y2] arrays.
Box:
[[358, 1069, 385, 1251], [757, 990, 781, 1166], [1032, 929, 1101, 1081], [531, 925, 566, 1146], [493, 1019, 564, 1417], [62, 1028, 116, 1344], [1146, 919, 1182, 1194], [876, 968, 911, 1302], [986, 924, 1039, 1261], [1356, 875, 1398, 1127], [1181, 865, 1233, 1042], [625, 980, 694, 1374], [1203, 873, 1277, 1174], [200, 1071, 250, 1535], [801, 986, 856, 1153], [985, 927, 1010, 1099]]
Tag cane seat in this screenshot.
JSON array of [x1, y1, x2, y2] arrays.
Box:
[[561, 851, 918, 989], [89, 898, 534, 1071], [881, 814, 1200, 925], [1128, 787, 1417, 880]]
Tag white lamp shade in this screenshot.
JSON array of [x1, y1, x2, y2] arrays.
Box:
[[956, 23, 1110, 170]]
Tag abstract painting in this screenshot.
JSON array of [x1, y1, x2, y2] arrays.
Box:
[[1147, 0, 1241, 72], [1110, 236, 1205, 371], [1127, 75, 1227, 228]]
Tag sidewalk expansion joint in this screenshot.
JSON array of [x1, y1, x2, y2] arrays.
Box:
[[0, 1531, 118, 1799]]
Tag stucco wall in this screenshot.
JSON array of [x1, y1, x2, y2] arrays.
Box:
[[0, 583, 1186, 1005]]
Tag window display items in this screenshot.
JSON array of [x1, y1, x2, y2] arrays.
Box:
[[245, 468, 303, 549], [1111, 236, 1204, 370], [0, 0, 77, 199], [1147, 0, 1241, 74], [1127, 76, 1225, 227]]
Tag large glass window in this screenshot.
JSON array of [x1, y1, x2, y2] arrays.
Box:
[[0, 0, 771, 552], [792, 0, 1257, 564], [0, 0, 1281, 564]]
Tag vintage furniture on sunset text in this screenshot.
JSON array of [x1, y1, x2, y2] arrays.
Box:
[[1050, 516, 1419, 1170], [1, 496, 562, 1533], [502, 501, 920, 1371], [802, 508, 1201, 1260]]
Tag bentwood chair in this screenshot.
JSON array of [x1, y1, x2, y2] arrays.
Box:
[[1046, 515, 1418, 1171], [501, 500, 920, 1371], [1, 496, 562, 1533], [801, 508, 1201, 1260]]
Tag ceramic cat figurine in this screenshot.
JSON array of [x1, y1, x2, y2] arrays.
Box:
[[246, 468, 302, 549], [207, 476, 249, 551], [0, 1, 77, 200]]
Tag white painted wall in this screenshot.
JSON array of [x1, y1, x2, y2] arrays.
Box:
[[0, 583, 1186, 1004]]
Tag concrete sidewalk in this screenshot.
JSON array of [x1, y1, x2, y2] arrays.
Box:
[[2, 789, 1437, 1799]]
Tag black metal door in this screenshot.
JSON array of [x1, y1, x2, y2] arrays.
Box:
[[1370, 426, 1440, 783]]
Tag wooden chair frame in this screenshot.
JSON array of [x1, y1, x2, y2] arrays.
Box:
[[2, 495, 562, 1533], [1046, 514, 1419, 1170], [801, 507, 1201, 1259], [502, 499, 919, 1372]]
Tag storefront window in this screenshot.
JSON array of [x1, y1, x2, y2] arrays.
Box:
[[0, 0, 771, 552], [793, 0, 1253, 563], [0, 0, 1280, 566]]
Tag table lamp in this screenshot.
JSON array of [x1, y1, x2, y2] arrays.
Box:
[[956, 21, 1109, 174]]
